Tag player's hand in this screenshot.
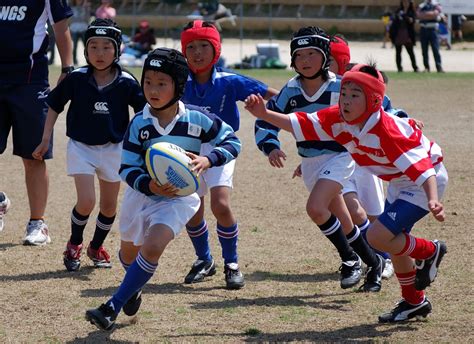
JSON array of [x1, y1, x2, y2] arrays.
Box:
[[428, 200, 445, 222], [292, 164, 302, 178], [32, 140, 50, 160], [412, 118, 425, 130], [268, 149, 286, 168], [149, 180, 178, 197], [187, 152, 210, 177], [244, 94, 266, 118]]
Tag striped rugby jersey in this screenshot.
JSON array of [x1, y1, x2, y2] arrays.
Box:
[[289, 106, 443, 186], [120, 101, 241, 200], [255, 72, 345, 157]]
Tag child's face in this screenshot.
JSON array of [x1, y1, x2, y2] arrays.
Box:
[[328, 55, 338, 74], [340, 81, 366, 123], [185, 39, 214, 72], [293, 48, 323, 77], [87, 38, 115, 69], [143, 70, 175, 109]]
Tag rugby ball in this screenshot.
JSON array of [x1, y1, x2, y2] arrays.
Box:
[[145, 142, 199, 196]]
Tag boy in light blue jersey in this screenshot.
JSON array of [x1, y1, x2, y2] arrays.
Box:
[[255, 27, 384, 292], [180, 20, 278, 289], [85, 48, 240, 331]]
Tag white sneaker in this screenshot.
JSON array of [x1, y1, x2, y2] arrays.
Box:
[[382, 258, 394, 279], [24, 219, 51, 245], [0, 192, 11, 232]]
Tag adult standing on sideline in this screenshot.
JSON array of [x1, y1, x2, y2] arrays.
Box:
[[70, 0, 91, 66], [0, 0, 73, 245], [95, 0, 116, 20], [390, 0, 418, 72], [417, 0, 444, 72]]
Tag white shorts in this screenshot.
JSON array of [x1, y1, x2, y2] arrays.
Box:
[[119, 187, 200, 246], [343, 165, 385, 216], [386, 163, 448, 211], [196, 142, 235, 197], [301, 152, 355, 192], [67, 139, 122, 182]]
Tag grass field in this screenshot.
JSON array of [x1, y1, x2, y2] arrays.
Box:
[[0, 67, 473, 343]]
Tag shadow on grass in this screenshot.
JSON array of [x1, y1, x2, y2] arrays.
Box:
[[0, 266, 96, 282], [246, 270, 339, 283], [164, 323, 418, 342], [65, 323, 137, 344], [0, 242, 21, 251], [189, 293, 351, 312]]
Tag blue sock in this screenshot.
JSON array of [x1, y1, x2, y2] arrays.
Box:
[[217, 222, 239, 265], [359, 219, 390, 260], [107, 252, 157, 314], [186, 220, 211, 261]]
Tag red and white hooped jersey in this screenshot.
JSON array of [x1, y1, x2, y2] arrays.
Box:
[[288, 105, 443, 186]]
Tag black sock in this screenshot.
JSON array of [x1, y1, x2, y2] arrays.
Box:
[[347, 226, 378, 267], [70, 207, 89, 245], [318, 215, 356, 262], [90, 212, 115, 250]]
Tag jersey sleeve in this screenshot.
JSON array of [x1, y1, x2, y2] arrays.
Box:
[[46, 73, 74, 114], [233, 74, 268, 102], [48, 0, 73, 23], [200, 113, 241, 167], [288, 111, 336, 143], [380, 117, 436, 186], [119, 117, 153, 195], [254, 96, 283, 156], [128, 80, 147, 114]]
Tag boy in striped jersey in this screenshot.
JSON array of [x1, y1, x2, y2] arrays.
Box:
[[245, 63, 447, 323], [86, 48, 240, 331], [255, 27, 384, 292]]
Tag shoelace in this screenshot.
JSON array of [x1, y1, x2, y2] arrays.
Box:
[[27, 221, 45, 235]]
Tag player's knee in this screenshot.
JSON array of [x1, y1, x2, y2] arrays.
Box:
[[306, 202, 327, 224], [210, 199, 232, 219], [75, 199, 95, 215], [99, 203, 117, 217]]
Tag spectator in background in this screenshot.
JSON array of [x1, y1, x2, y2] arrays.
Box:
[[70, 0, 91, 65], [452, 14, 467, 41], [381, 11, 393, 48], [130, 20, 156, 57], [438, 14, 451, 50], [95, 0, 116, 20], [390, 0, 418, 72], [417, 0, 444, 72]]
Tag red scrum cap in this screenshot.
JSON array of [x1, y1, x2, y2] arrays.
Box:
[[330, 35, 350, 76], [340, 64, 386, 124], [181, 20, 221, 74]]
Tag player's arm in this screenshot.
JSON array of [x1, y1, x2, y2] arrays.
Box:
[[32, 108, 60, 160], [422, 175, 445, 222], [245, 94, 294, 134], [52, 18, 73, 83], [263, 87, 279, 100]]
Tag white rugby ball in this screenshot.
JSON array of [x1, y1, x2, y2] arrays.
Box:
[[145, 142, 199, 196]]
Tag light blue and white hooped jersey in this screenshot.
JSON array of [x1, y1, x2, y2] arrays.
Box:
[[255, 72, 345, 157], [120, 101, 241, 201], [0, 0, 72, 85]]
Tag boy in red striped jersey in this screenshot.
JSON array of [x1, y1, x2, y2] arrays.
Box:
[[245, 63, 448, 323]]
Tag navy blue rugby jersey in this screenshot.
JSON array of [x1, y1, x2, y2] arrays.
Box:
[[0, 0, 72, 85], [46, 65, 146, 145]]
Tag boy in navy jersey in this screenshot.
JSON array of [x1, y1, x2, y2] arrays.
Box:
[[0, 0, 73, 245], [245, 63, 448, 323], [255, 27, 384, 292], [85, 48, 240, 331], [33, 19, 146, 271], [180, 20, 278, 289]]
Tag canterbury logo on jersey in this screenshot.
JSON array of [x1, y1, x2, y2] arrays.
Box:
[[0, 6, 27, 21], [93, 102, 109, 114], [149, 59, 162, 67]]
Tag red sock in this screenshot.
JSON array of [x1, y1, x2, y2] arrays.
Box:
[[396, 233, 436, 260], [396, 270, 425, 305]]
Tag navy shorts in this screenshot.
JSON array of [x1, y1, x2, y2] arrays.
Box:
[[378, 199, 429, 235], [0, 83, 53, 159]]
